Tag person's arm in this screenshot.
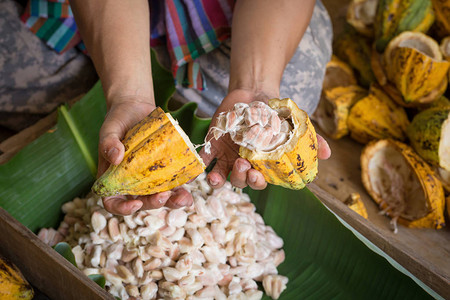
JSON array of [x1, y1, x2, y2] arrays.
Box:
[[201, 0, 330, 189], [71, 1, 191, 214]]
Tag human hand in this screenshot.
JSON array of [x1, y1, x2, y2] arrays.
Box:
[[98, 96, 193, 215], [199, 89, 331, 190]]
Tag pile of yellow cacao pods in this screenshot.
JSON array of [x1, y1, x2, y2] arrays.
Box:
[[314, 0, 450, 232]]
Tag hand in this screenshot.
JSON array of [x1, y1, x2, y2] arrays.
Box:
[[199, 89, 331, 190], [97, 96, 194, 215]]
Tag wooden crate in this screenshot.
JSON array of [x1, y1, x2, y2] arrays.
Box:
[[311, 127, 450, 297], [0, 99, 449, 299]]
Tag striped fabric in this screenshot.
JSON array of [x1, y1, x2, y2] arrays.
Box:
[[21, 0, 235, 90]]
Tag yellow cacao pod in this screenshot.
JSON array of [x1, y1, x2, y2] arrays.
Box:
[[239, 98, 318, 190], [92, 107, 206, 197], [0, 256, 34, 300], [383, 32, 450, 106], [361, 139, 445, 229], [346, 0, 379, 37], [322, 55, 357, 91], [345, 192, 369, 219], [314, 85, 367, 139], [347, 84, 409, 144], [431, 0, 450, 38], [333, 29, 376, 88], [407, 107, 450, 172]]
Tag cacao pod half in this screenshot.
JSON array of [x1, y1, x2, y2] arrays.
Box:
[[383, 32, 450, 106], [441, 36, 450, 61], [361, 139, 445, 229], [333, 29, 376, 88], [0, 256, 34, 300], [322, 55, 357, 91], [346, 0, 379, 37], [239, 98, 318, 190], [374, 0, 435, 53], [344, 192, 369, 219], [431, 0, 450, 38], [314, 85, 367, 139], [407, 107, 450, 172], [92, 107, 206, 197], [347, 83, 409, 143]]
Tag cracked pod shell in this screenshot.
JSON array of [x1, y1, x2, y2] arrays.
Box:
[[361, 139, 445, 229], [407, 107, 450, 172], [346, 0, 379, 37], [345, 193, 369, 219], [347, 84, 409, 144], [92, 107, 206, 197], [431, 0, 450, 38], [374, 0, 435, 53], [239, 98, 318, 190], [315, 85, 367, 139], [383, 32, 450, 106]]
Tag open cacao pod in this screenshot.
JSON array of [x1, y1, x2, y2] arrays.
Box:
[[431, 0, 450, 38], [322, 55, 357, 91], [345, 192, 369, 219], [361, 139, 445, 230], [407, 107, 450, 172], [314, 86, 367, 139], [374, 0, 435, 53], [347, 84, 409, 144], [346, 0, 379, 37], [92, 107, 206, 197], [239, 99, 318, 190], [382, 32, 450, 106]]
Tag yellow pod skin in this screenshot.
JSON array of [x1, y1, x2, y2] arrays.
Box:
[[92, 107, 206, 197], [361, 139, 446, 229], [383, 32, 450, 106], [347, 84, 409, 144], [0, 256, 34, 300], [239, 98, 318, 190], [431, 0, 450, 38], [315, 85, 367, 139], [345, 192, 369, 219]]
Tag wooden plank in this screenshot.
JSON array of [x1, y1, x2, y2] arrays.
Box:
[[0, 207, 113, 300], [311, 127, 450, 298], [0, 95, 83, 165]]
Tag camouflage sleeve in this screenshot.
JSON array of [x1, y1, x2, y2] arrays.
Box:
[[0, 0, 98, 131], [173, 0, 333, 117]]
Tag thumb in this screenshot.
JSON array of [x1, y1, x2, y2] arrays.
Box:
[[98, 111, 129, 167]]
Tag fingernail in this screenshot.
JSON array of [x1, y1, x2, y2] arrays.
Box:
[[158, 191, 171, 203], [249, 173, 257, 183], [107, 147, 118, 163], [209, 176, 219, 186], [131, 204, 141, 213], [238, 162, 250, 173]]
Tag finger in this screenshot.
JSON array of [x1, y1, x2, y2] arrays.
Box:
[[99, 115, 127, 166], [247, 169, 267, 190], [317, 134, 331, 160], [230, 158, 251, 188], [97, 156, 110, 178], [207, 157, 232, 189], [103, 196, 142, 215], [165, 188, 193, 209], [139, 191, 172, 210], [199, 142, 217, 171]]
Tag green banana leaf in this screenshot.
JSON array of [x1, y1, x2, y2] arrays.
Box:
[[0, 50, 438, 299]]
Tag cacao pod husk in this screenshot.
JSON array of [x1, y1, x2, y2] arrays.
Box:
[[361, 139, 445, 229], [92, 107, 206, 197], [239, 98, 318, 190]]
